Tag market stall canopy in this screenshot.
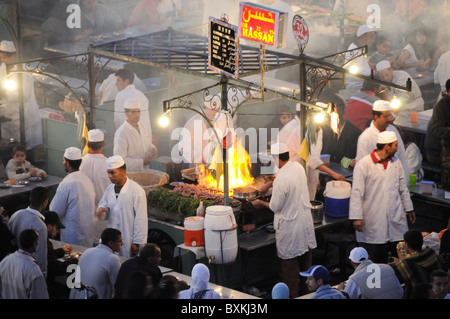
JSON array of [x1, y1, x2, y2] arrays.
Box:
[[89, 28, 299, 80]]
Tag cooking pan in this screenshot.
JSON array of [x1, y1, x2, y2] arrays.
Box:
[[233, 186, 259, 200]]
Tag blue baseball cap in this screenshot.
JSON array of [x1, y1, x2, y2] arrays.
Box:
[[299, 265, 329, 281]]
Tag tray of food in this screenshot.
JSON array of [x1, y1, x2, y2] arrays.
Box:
[[181, 168, 198, 182]]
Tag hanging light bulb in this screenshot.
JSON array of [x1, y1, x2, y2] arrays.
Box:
[[3, 78, 17, 91], [349, 65, 359, 74], [314, 112, 325, 124], [391, 95, 401, 110], [159, 114, 169, 127]]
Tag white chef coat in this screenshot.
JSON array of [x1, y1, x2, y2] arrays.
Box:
[[269, 160, 317, 259], [97, 177, 148, 258], [345, 42, 372, 90], [0, 250, 49, 299], [350, 151, 414, 244], [8, 207, 47, 278], [98, 73, 146, 105], [114, 84, 153, 145], [113, 120, 155, 171], [433, 50, 450, 100], [390, 70, 424, 121], [69, 244, 121, 299], [178, 114, 214, 165], [356, 121, 410, 181], [80, 153, 111, 244], [49, 171, 96, 247], [80, 153, 111, 206], [0, 63, 43, 149], [405, 142, 424, 181], [277, 117, 323, 200]]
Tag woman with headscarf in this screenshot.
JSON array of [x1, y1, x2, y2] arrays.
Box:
[[178, 263, 220, 299]]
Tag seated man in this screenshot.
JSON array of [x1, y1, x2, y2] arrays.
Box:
[[376, 60, 424, 122], [390, 229, 443, 299]]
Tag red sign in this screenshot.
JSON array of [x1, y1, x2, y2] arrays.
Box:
[[292, 15, 309, 52], [238, 2, 286, 48]]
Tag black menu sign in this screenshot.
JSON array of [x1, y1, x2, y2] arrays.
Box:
[[208, 17, 239, 79]]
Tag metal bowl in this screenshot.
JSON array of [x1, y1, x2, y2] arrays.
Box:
[[233, 186, 258, 200], [28, 176, 42, 182]]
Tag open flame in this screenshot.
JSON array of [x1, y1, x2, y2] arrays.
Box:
[[330, 108, 340, 135], [196, 137, 254, 194]]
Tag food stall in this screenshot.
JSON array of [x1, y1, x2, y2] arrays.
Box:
[[3, 0, 412, 293]]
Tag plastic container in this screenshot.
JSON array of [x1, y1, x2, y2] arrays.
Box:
[[204, 205, 238, 264], [184, 216, 205, 247], [420, 180, 436, 195], [323, 181, 352, 217]]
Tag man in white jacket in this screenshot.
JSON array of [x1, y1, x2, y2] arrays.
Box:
[[49, 147, 96, 247], [80, 129, 111, 244], [350, 131, 416, 264], [113, 68, 152, 143], [376, 60, 424, 121], [252, 143, 317, 298], [96, 155, 148, 258], [277, 113, 346, 201], [113, 99, 158, 171], [356, 99, 410, 181], [0, 40, 43, 157]]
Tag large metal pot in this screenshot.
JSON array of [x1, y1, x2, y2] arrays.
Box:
[[310, 200, 324, 224]]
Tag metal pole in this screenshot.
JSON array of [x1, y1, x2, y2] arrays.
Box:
[[338, 0, 345, 52], [14, 0, 25, 145], [220, 75, 229, 206], [299, 55, 307, 150], [87, 52, 96, 129]]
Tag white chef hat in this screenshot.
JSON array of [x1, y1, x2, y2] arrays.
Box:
[[376, 60, 392, 72], [357, 25, 375, 37], [373, 100, 391, 112], [377, 131, 397, 144], [0, 40, 15, 53], [124, 99, 141, 110], [270, 142, 289, 155], [106, 155, 125, 169], [88, 129, 104, 142], [64, 147, 82, 160]]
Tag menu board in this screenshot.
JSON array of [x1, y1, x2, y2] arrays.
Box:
[[208, 17, 239, 79]]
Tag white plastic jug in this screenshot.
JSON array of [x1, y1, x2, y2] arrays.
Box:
[[204, 205, 238, 264]]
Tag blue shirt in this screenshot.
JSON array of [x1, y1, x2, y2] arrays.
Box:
[[311, 284, 347, 299]]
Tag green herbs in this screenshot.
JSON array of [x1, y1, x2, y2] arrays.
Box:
[[147, 187, 214, 219]]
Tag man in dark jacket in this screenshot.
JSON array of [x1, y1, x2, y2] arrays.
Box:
[[114, 243, 162, 299], [430, 78, 450, 190], [42, 210, 79, 299], [390, 229, 443, 299]]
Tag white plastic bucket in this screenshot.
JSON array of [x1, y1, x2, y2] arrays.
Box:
[[323, 181, 352, 218], [184, 216, 204, 247], [204, 205, 238, 264]]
